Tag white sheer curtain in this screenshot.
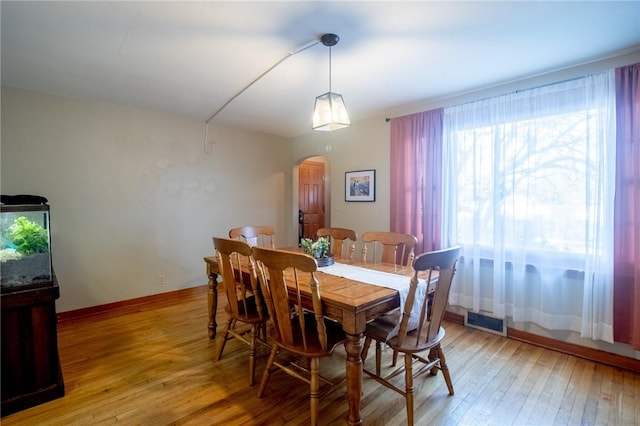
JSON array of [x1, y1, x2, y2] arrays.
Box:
[[442, 71, 616, 342]]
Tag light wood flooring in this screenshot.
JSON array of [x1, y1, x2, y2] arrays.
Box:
[[2, 285, 639, 425]]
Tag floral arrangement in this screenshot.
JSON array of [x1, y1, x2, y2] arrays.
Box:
[[300, 236, 330, 259]]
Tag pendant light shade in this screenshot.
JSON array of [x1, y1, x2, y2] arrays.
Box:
[[312, 34, 350, 131], [312, 91, 350, 131]]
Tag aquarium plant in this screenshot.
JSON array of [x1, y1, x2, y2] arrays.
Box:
[[8, 216, 49, 255]]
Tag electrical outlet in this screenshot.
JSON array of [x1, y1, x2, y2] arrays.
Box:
[[159, 274, 165, 285]]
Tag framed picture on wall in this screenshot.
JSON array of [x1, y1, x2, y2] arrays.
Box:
[[345, 169, 376, 202]]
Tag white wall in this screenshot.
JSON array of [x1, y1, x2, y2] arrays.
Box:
[[1, 87, 291, 312]]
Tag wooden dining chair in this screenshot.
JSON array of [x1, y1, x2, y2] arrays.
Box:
[[212, 237, 269, 386], [316, 227, 357, 260], [251, 246, 348, 426], [360, 231, 418, 267], [360, 246, 461, 426], [360, 231, 418, 365], [228, 226, 276, 248]]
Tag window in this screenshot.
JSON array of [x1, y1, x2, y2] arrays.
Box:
[[455, 108, 607, 263], [442, 71, 616, 341]]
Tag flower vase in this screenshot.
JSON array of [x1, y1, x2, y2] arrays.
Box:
[[315, 254, 334, 267]]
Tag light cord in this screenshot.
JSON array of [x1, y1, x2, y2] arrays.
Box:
[[328, 46, 332, 93], [204, 39, 320, 154]]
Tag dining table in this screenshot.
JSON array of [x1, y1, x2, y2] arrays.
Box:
[[203, 250, 435, 426]]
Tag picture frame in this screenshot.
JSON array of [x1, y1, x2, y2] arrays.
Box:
[[345, 169, 376, 202]]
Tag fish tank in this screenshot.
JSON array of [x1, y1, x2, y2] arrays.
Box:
[[0, 203, 52, 289]]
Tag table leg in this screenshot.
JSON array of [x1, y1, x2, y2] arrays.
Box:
[[207, 266, 218, 339], [345, 332, 364, 426]]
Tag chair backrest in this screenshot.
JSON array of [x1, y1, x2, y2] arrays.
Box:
[[360, 231, 418, 266], [228, 226, 276, 248], [212, 237, 266, 321], [251, 246, 329, 351], [316, 227, 357, 260], [396, 246, 460, 347]]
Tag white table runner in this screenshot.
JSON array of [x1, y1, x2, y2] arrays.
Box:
[[319, 263, 427, 338]]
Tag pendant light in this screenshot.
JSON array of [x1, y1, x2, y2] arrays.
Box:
[[312, 33, 350, 131]]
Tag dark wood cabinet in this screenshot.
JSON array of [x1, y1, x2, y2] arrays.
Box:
[[1, 275, 64, 416]]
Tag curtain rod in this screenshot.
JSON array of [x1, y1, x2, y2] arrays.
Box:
[[382, 73, 598, 126]]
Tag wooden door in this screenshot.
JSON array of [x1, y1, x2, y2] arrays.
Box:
[[299, 161, 325, 240]]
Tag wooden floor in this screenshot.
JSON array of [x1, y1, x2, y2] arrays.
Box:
[[3, 285, 639, 425]]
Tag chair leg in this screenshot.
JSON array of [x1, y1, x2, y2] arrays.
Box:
[[429, 347, 438, 376], [309, 357, 320, 426], [404, 353, 414, 426], [437, 345, 454, 395], [375, 341, 382, 376], [249, 325, 257, 386], [361, 336, 372, 361], [391, 349, 399, 367], [217, 318, 235, 361], [259, 323, 268, 341], [257, 344, 278, 398]]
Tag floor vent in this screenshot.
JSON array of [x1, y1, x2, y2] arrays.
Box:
[[464, 311, 506, 336]]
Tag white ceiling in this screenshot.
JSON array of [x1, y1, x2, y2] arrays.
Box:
[[2, 1, 640, 138]]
